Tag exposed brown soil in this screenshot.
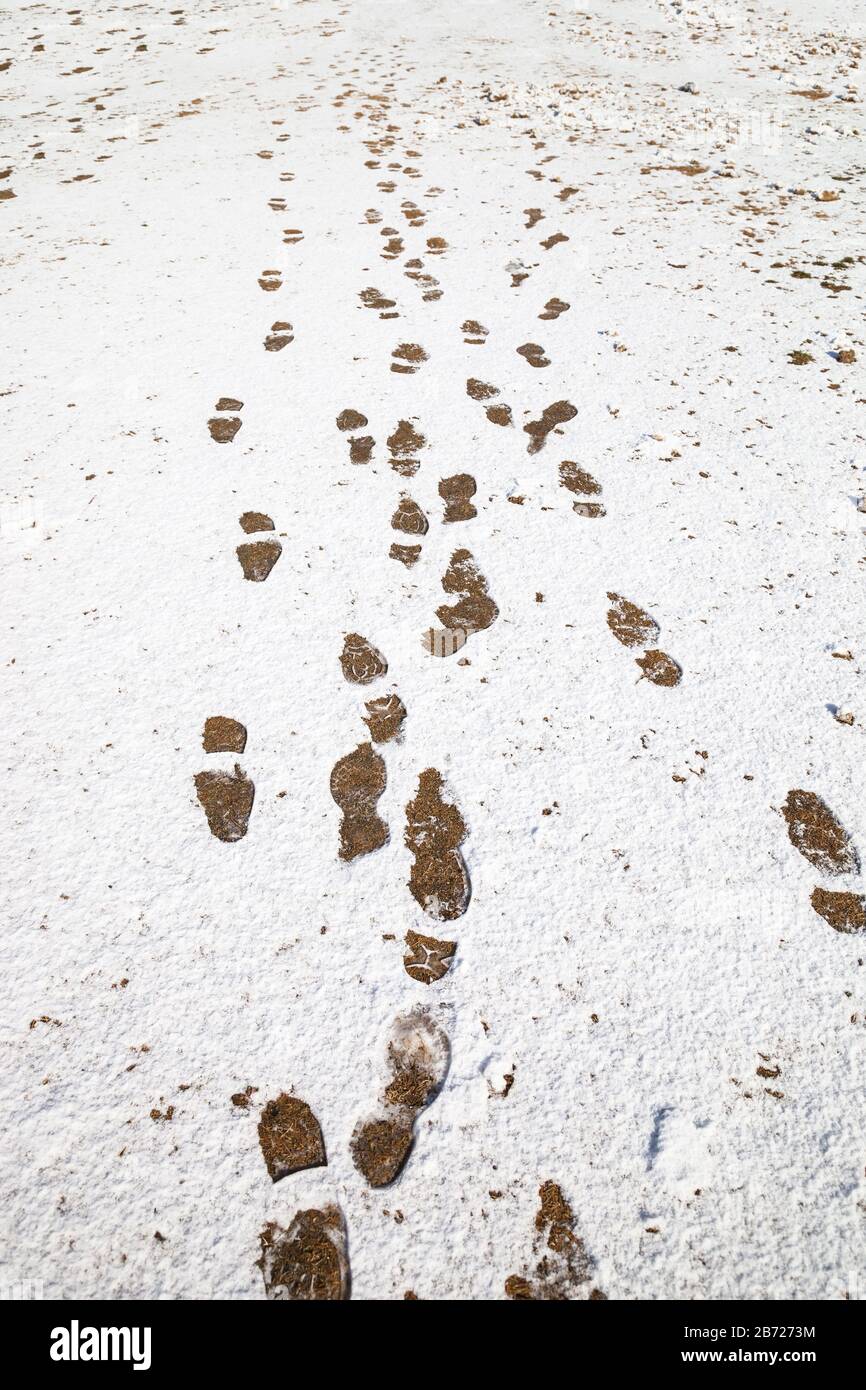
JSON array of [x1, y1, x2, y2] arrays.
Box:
[[258, 1094, 326, 1182], [636, 649, 682, 687], [606, 592, 660, 648], [339, 633, 388, 684], [387, 418, 425, 457], [810, 887, 866, 933], [194, 765, 254, 842], [403, 928, 456, 984], [329, 742, 388, 861], [236, 538, 282, 582], [783, 791, 860, 876], [258, 1207, 349, 1300], [405, 768, 470, 920], [391, 496, 428, 535], [363, 693, 407, 743], [202, 716, 247, 754], [523, 399, 577, 453], [239, 511, 274, 534], [439, 473, 477, 522]]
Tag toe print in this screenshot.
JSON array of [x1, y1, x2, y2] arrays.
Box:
[[781, 790, 865, 933], [257, 1095, 326, 1182], [560, 461, 605, 518], [439, 474, 477, 523], [403, 929, 456, 985], [390, 342, 427, 375], [390, 543, 422, 568], [194, 765, 254, 843], [207, 397, 243, 444], [405, 768, 470, 921], [505, 1182, 603, 1301], [330, 743, 388, 861], [350, 1009, 450, 1187], [523, 399, 577, 454], [236, 513, 282, 582], [258, 1207, 349, 1301], [606, 593, 681, 687]]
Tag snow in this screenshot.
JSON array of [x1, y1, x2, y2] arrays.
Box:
[[1, 0, 865, 1300]]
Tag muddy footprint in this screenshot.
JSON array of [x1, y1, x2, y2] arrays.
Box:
[[391, 342, 428, 375], [258, 1207, 349, 1300], [387, 418, 425, 477], [264, 321, 293, 351], [427, 548, 498, 651], [440, 474, 477, 522], [523, 399, 576, 454], [467, 378, 513, 427], [781, 789, 865, 933], [606, 593, 681, 687], [336, 408, 374, 465], [405, 768, 470, 920], [257, 1094, 326, 1182], [560, 461, 605, 518], [505, 1181, 603, 1301], [350, 1008, 450, 1187], [330, 743, 388, 861], [207, 397, 243, 444], [194, 764, 254, 843], [236, 512, 282, 582]]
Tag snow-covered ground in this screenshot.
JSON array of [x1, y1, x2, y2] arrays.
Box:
[[2, 0, 865, 1300]]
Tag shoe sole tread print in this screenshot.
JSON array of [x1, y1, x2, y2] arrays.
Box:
[[351, 1008, 450, 1187], [781, 789, 866, 933]]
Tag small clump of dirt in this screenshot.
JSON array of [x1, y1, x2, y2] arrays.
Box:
[[194, 765, 254, 842], [439, 473, 477, 522], [329, 743, 388, 861], [257, 1094, 326, 1182], [403, 928, 456, 984], [202, 716, 247, 754], [606, 593, 660, 648], [258, 1207, 349, 1300], [236, 538, 282, 582], [783, 790, 860, 876], [363, 693, 406, 743], [405, 768, 470, 920], [339, 633, 387, 684], [810, 887, 866, 933], [523, 399, 577, 454]]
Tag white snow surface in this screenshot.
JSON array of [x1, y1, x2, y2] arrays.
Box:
[[2, 0, 866, 1301]]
